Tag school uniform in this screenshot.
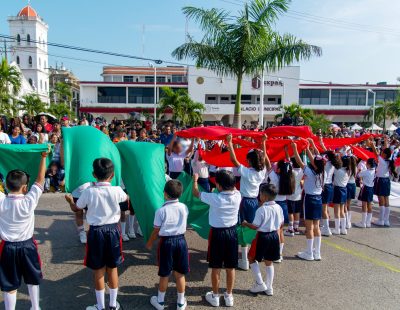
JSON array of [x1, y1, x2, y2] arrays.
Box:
[[322, 161, 334, 204], [267, 171, 288, 223], [303, 166, 323, 220], [76, 182, 128, 270], [333, 168, 350, 204], [287, 168, 304, 214], [191, 151, 210, 192], [154, 199, 189, 277], [200, 190, 241, 269], [248, 201, 284, 262], [167, 152, 186, 179], [71, 182, 91, 203], [0, 183, 43, 292], [238, 165, 267, 223], [346, 175, 357, 200], [359, 169, 375, 203], [374, 156, 391, 196]]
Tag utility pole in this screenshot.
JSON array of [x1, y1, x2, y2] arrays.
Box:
[[3, 40, 7, 60]]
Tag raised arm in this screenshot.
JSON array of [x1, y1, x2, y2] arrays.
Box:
[[369, 137, 379, 156], [36, 145, 50, 186], [226, 134, 241, 167], [291, 141, 305, 169], [383, 136, 389, 150], [319, 135, 327, 152], [262, 134, 271, 170], [167, 134, 177, 156], [308, 138, 320, 155], [186, 138, 195, 156], [192, 173, 201, 198], [284, 144, 290, 161]]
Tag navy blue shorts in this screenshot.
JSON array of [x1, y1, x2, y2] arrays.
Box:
[[374, 177, 391, 197], [346, 183, 356, 200], [85, 224, 123, 270], [239, 197, 259, 223], [333, 186, 347, 204], [197, 177, 211, 193], [248, 231, 280, 262], [157, 235, 189, 277], [304, 194, 322, 220], [322, 183, 334, 204], [208, 226, 238, 269], [360, 186, 374, 203], [287, 200, 302, 214], [276, 200, 288, 224], [0, 238, 42, 292]]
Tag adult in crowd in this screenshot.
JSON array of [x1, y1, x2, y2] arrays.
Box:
[[61, 116, 71, 128], [137, 128, 152, 142], [160, 126, 173, 146], [0, 122, 11, 144], [113, 129, 128, 143], [9, 126, 26, 144], [22, 114, 33, 132], [51, 121, 62, 138], [281, 113, 293, 126], [33, 123, 49, 144], [40, 115, 53, 132]]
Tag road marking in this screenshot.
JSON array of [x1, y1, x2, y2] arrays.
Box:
[[322, 239, 400, 273]]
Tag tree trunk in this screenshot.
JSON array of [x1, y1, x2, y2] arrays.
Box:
[[233, 74, 243, 128]]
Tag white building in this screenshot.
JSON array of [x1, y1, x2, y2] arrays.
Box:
[[8, 5, 50, 103]]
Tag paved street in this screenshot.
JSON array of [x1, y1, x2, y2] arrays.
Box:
[[1, 194, 399, 310]]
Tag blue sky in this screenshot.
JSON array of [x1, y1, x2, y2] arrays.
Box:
[[1, 0, 399, 84]]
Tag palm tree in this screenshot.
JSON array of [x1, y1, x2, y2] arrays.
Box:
[[47, 102, 74, 119], [172, 0, 322, 127], [51, 81, 72, 105], [365, 100, 399, 131], [0, 58, 22, 116], [181, 99, 205, 127], [19, 94, 46, 116]]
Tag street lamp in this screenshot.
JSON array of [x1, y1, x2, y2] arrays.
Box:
[[259, 67, 265, 128], [367, 89, 376, 128], [279, 78, 285, 118]]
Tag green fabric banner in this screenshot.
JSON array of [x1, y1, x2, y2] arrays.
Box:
[[0, 144, 50, 188], [62, 126, 121, 192], [116, 141, 165, 241]]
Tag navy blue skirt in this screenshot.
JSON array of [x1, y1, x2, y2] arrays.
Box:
[[374, 177, 391, 197], [239, 197, 259, 223], [346, 183, 356, 200], [322, 183, 334, 204], [360, 185, 374, 203], [304, 194, 322, 220], [333, 186, 347, 204]]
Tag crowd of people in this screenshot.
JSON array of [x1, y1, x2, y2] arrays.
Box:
[[0, 113, 398, 310]]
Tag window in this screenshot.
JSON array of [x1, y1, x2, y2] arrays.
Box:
[[300, 89, 329, 105], [171, 75, 186, 83], [145, 76, 154, 83], [128, 87, 154, 103], [375, 90, 397, 102], [29, 79, 33, 86], [16, 56, 20, 65], [112, 76, 123, 82], [157, 76, 165, 83], [123, 76, 134, 82], [98, 87, 126, 103], [28, 56, 33, 67], [104, 76, 112, 82], [331, 90, 366, 106], [17, 34, 21, 45], [27, 34, 31, 45]]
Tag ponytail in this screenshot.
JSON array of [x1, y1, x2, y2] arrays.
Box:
[[277, 160, 295, 195]]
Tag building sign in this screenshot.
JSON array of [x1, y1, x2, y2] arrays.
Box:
[[251, 76, 284, 89], [205, 104, 281, 115], [241, 106, 282, 112]]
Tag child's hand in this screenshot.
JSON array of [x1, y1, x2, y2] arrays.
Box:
[[41, 145, 51, 157], [291, 140, 297, 149], [241, 220, 248, 227], [193, 173, 199, 182], [262, 134, 268, 142], [226, 134, 233, 143], [145, 241, 153, 251]]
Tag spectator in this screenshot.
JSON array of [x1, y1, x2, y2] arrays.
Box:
[[33, 123, 48, 143], [27, 135, 38, 144], [61, 116, 71, 128], [113, 129, 128, 143], [22, 114, 33, 132], [149, 129, 160, 143], [40, 115, 53, 132], [99, 125, 108, 135], [281, 113, 293, 126], [9, 126, 26, 144], [134, 122, 143, 136], [160, 126, 173, 146], [50, 134, 61, 164], [51, 121, 62, 138], [0, 122, 11, 144], [137, 128, 152, 142], [129, 129, 137, 141], [44, 161, 65, 193]]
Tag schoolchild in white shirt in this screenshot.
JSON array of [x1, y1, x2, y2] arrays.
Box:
[[66, 158, 128, 310], [166, 135, 194, 179], [345, 156, 357, 229], [193, 170, 241, 308], [146, 180, 189, 310], [0, 147, 49, 310], [286, 155, 304, 236], [226, 133, 270, 271], [354, 158, 376, 228], [242, 183, 284, 296], [191, 149, 210, 192]]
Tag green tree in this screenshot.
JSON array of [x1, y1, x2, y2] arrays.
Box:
[[159, 87, 204, 126], [365, 100, 399, 131], [19, 94, 46, 116], [172, 0, 322, 127], [47, 102, 74, 119], [51, 81, 72, 104], [307, 112, 331, 133], [0, 58, 22, 116]]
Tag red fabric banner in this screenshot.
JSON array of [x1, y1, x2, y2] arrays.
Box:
[[351, 146, 377, 161], [265, 126, 314, 138], [176, 126, 262, 140]]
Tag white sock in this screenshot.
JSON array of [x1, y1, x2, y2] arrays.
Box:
[[265, 265, 274, 290], [28, 285, 40, 310], [77, 225, 85, 233], [361, 212, 367, 225], [279, 243, 284, 256], [288, 221, 294, 230], [121, 222, 126, 235], [384, 207, 390, 222], [109, 288, 118, 308], [314, 236, 321, 255], [366, 213, 373, 225], [128, 215, 135, 233], [348, 211, 352, 223], [95, 289, 105, 309], [379, 206, 385, 221], [241, 246, 248, 261], [323, 218, 330, 229], [3, 292, 16, 310], [250, 261, 264, 284], [334, 218, 340, 231], [294, 221, 300, 229], [340, 218, 346, 230], [158, 290, 166, 303], [177, 292, 185, 305], [306, 238, 314, 255]]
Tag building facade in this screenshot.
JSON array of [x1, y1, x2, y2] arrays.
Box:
[[8, 5, 49, 103], [49, 65, 80, 105]]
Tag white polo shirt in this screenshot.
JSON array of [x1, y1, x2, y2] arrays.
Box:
[[76, 182, 127, 226], [0, 183, 43, 242], [303, 166, 323, 195], [238, 165, 266, 198], [191, 151, 209, 178], [200, 190, 241, 228], [0, 132, 11, 144], [324, 161, 334, 185], [71, 182, 92, 198], [154, 199, 188, 236], [167, 152, 186, 173], [287, 168, 304, 201], [358, 169, 375, 187], [333, 168, 349, 187], [252, 201, 284, 232], [376, 156, 390, 178]]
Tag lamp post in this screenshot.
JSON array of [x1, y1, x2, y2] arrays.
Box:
[[259, 68, 265, 129], [367, 89, 376, 128], [148, 63, 157, 129], [279, 78, 285, 118]]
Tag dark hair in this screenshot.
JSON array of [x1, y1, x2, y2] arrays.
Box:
[[6, 170, 30, 192], [309, 157, 325, 187], [93, 158, 114, 181], [290, 157, 300, 169], [164, 180, 183, 199], [326, 151, 342, 169], [259, 183, 278, 200], [246, 149, 265, 172], [348, 156, 357, 177], [277, 160, 295, 195], [366, 158, 376, 168], [215, 170, 236, 191]]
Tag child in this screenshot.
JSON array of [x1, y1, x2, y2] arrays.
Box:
[[44, 161, 65, 193], [286, 156, 304, 236], [370, 137, 397, 226], [345, 156, 357, 229], [191, 148, 210, 192], [167, 135, 194, 179], [292, 139, 325, 261], [0, 148, 48, 310], [193, 170, 241, 307], [226, 133, 269, 271], [146, 180, 189, 310], [66, 158, 128, 310], [242, 183, 284, 296], [354, 158, 376, 228]]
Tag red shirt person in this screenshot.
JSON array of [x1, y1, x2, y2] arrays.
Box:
[[40, 115, 53, 133]]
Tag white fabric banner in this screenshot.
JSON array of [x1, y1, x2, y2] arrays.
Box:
[[373, 181, 400, 208]]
